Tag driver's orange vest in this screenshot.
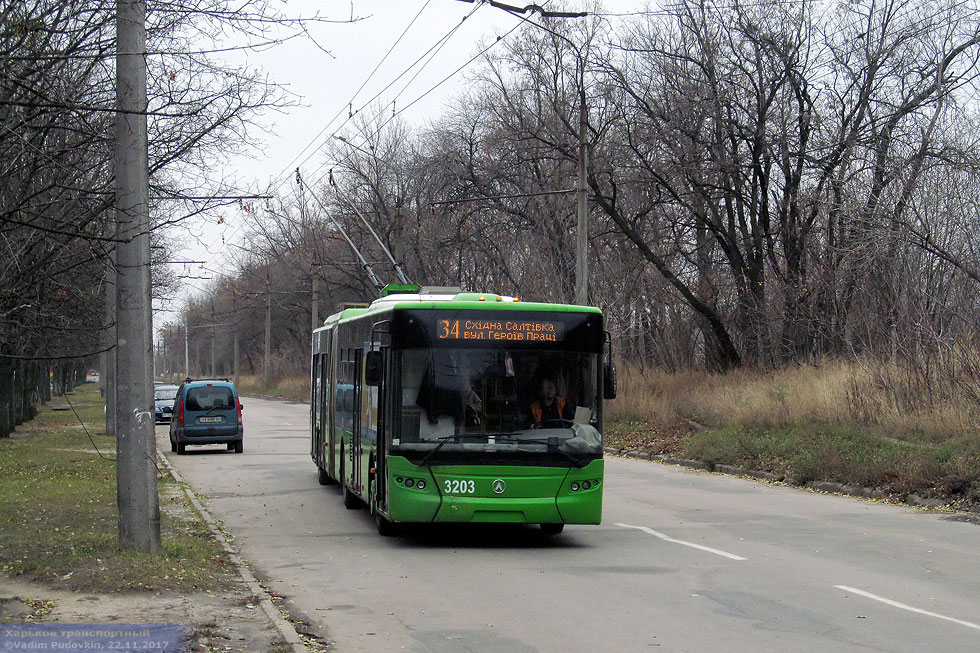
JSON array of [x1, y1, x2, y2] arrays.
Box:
[[531, 397, 565, 423]]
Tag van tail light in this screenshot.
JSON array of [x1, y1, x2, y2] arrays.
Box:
[[237, 398, 242, 426], [177, 399, 184, 427]]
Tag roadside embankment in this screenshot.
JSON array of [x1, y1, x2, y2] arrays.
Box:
[[606, 361, 980, 510]]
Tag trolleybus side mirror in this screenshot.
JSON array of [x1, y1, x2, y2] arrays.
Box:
[[603, 362, 617, 400], [365, 351, 383, 387]]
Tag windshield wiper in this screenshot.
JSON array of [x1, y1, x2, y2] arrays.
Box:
[[499, 437, 588, 468], [419, 434, 488, 467]]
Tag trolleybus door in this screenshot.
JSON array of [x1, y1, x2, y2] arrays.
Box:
[[351, 348, 363, 495], [324, 328, 336, 480], [364, 347, 387, 512], [365, 321, 391, 514], [311, 352, 320, 461]]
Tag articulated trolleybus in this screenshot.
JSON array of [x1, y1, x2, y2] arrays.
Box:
[[310, 285, 616, 535]]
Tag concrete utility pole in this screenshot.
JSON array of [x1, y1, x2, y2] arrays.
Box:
[[311, 276, 319, 338], [575, 78, 588, 306], [474, 1, 590, 304], [264, 273, 272, 382], [184, 315, 190, 378], [233, 331, 240, 386], [209, 301, 216, 377], [114, 0, 160, 551]]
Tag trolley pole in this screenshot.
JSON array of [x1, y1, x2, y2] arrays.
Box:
[[114, 0, 160, 551]]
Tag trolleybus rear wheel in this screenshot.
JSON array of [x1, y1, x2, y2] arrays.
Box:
[[317, 466, 336, 486], [343, 485, 360, 509]]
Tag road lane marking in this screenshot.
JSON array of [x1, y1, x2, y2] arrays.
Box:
[[834, 585, 980, 631], [615, 523, 747, 560]]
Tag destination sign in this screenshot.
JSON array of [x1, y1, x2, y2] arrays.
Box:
[[437, 319, 565, 342]]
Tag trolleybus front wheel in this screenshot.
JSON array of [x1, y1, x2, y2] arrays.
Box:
[[540, 523, 565, 535], [376, 513, 398, 536]]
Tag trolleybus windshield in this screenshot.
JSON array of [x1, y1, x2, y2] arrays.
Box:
[[391, 347, 602, 465], [388, 309, 605, 465], [389, 311, 602, 465]]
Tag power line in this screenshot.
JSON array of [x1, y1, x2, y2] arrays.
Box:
[[266, 0, 448, 193]]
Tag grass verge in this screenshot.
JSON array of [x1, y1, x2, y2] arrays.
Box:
[[0, 383, 236, 593]]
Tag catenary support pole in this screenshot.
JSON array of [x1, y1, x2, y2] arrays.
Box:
[[114, 0, 160, 551], [311, 276, 319, 338], [575, 82, 588, 306]]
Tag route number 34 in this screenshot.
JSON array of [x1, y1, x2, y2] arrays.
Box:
[[444, 479, 475, 494]]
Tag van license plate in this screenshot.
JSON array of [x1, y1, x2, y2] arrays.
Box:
[[199, 416, 222, 423]]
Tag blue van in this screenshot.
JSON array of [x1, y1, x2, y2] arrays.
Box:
[[169, 378, 243, 454]]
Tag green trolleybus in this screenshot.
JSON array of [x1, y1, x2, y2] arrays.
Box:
[[310, 286, 616, 535]]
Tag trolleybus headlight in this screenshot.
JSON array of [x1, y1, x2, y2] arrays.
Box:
[[405, 478, 414, 488], [570, 482, 580, 491], [582, 481, 591, 490], [415, 479, 426, 490], [396, 477, 403, 484]]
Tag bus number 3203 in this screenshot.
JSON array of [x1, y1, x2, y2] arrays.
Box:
[[444, 479, 475, 494]]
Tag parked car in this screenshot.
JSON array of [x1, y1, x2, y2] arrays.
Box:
[[169, 378, 243, 454], [154, 384, 179, 423], [85, 370, 100, 383]]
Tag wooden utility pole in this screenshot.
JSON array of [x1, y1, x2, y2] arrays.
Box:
[[114, 0, 160, 551]]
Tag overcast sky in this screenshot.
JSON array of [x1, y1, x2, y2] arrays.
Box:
[[154, 0, 640, 330]]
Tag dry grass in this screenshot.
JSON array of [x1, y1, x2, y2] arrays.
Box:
[[235, 374, 308, 403], [607, 359, 980, 443]]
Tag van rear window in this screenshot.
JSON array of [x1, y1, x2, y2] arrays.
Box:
[[185, 386, 235, 411]]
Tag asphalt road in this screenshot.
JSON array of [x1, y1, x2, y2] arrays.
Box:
[[157, 397, 980, 652]]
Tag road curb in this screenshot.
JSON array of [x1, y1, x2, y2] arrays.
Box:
[[157, 453, 309, 653]]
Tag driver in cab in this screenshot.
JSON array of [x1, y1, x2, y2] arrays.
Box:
[[530, 377, 566, 427]]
